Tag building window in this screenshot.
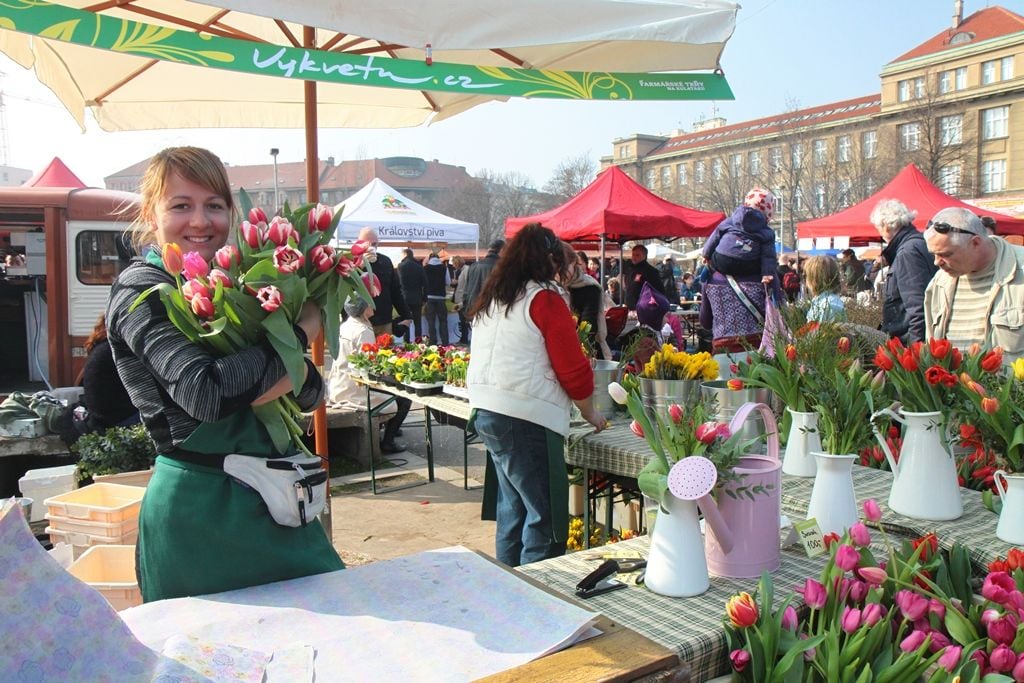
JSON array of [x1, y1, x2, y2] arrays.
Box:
[[939, 115, 963, 146], [956, 66, 967, 90], [899, 122, 921, 151], [677, 163, 687, 186], [661, 166, 672, 187], [838, 179, 852, 208], [619, 146, 628, 159], [914, 77, 925, 99], [865, 177, 877, 195], [939, 165, 961, 195], [793, 186, 804, 212], [748, 150, 761, 176], [862, 130, 878, 159], [982, 60, 997, 85], [712, 158, 723, 180], [75, 231, 130, 285], [813, 139, 827, 166], [646, 169, 656, 188], [769, 147, 782, 171], [730, 153, 742, 177], [898, 80, 911, 102], [1002, 55, 1015, 80], [939, 70, 953, 94], [791, 142, 803, 169], [814, 184, 826, 211], [981, 159, 1007, 193], [695, 160, 706, 183], [837, 135, 851, 163], [982, 106, 1009, 139]]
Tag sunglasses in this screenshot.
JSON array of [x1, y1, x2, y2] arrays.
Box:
[[927, 220, 977, 237]]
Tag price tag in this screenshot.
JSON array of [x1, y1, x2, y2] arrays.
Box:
[[795, 519, 826, 558]]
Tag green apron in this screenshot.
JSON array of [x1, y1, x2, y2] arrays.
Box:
[[137, 410, 343, 602], [479, 425, 569, 546]]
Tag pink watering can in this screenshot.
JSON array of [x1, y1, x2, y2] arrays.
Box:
[[703, 402, 783, 579]]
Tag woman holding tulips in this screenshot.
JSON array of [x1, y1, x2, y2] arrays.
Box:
[[107, 146, 342, 602]]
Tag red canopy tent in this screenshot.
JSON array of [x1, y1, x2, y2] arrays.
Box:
[[23, 157, 87, 189], [505, 166, 724, 243], [798, 164, 1024, 243]]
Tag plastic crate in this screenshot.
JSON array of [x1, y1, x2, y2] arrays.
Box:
[[46, 526, 139, 559], [66, 545, 142, 611], [18, 464, 78, 523], [44, 482, 144, 524], [94, 469, 154, 489], [46, 512, 140, 538]]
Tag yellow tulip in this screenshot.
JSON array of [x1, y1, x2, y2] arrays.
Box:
[[1013, 358, 1024, 381]]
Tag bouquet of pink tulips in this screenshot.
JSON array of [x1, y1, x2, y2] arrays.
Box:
[[132, 191, 374, 455]]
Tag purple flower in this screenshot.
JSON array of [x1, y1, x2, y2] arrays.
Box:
[[840, 607, 862, 634], [802, 579, 827, 609], [849, 522, 871, 547], [899, 629, 927, 653], [835, 544, 859, 571], [938, 645, 962, 673]]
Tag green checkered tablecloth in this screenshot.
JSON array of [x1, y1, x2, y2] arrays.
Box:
[[782, 466, 1011, 571], [517, 536, 829, 682], [565, 419, 652, 478]]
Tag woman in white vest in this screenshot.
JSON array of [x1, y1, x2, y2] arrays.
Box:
[[467, 223, 608, 567]]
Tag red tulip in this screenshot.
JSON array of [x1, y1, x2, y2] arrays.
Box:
[[190, 295, 214, 318], [668, 403, 683, 424], [350, 240, 371, 257], [873, 347, 894, 371], [310, 245, 335, 273], [214, 244, 240, 270], [726, 378, 744, 390], [208, 269, 233, 289], [629, 420, 644, 438], [898, 349, 918, 372], [256, 285, 282, 312], [161, 243, 183, 276], [785, 344, 797, 362], [715, 423, 732, 440], [266, 216, 293, 246], [981, 347, 1004, 372], [362, 272, 382, 297], [241, 220, 262, 248], [982, 397, 1000, 414], [837, 336, 851, 354], [248, 207, 268, 225], [335, 254, 355, 277], [181, 279, 210, 302], [309, 203, 333, 231], [886, 337, 905, 355], [726, 592, 759, 628], [182, 251, 210, 280], [950, 347, 962, 369], [272, 245, 305, 274], [823, 532, 840, 549], [929, 338, 951, 360], [924, 365, 945, 385], [695, 421, 719, 444]]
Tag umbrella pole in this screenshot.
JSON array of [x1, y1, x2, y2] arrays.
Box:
[[303, 26, 332, 544]]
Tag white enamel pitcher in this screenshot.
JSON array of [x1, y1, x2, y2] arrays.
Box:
[[871, 404, 963, 521], [994, 471, 1024, 545]]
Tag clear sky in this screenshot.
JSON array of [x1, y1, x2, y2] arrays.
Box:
[[1, 0, 1022, 189]]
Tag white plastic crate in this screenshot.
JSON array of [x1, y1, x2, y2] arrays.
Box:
[[44, 482, 144, 525], [66, 545, 142, 610], [18, 464, 78, 523], [46, 526, 139, 559]]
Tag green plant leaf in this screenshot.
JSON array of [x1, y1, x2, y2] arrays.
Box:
[[252, 401, 290, 455], [238, 188, 254, 221], [262, 309, 305, 393]]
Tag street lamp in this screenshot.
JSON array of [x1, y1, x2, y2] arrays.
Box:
[[269, 147, 280, 211]]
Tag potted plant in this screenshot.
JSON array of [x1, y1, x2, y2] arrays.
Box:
[[72, 424, 157, 487]]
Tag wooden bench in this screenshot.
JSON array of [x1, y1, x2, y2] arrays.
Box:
[[322, 405, 394, 469]]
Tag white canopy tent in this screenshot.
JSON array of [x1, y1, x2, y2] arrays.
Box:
[[334, 178, 479, 245]]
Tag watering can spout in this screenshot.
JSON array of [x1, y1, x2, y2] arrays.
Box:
[[871, 403, 905, 475], [698, 494, 734, 554]]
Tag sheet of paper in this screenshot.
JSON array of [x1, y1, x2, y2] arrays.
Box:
[[162, 635, 268, 682], [123, 546, 599, 682], [0, 503, 210, 682]]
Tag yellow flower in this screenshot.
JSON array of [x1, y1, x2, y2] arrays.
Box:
[[1013, 357, 1024, 381]]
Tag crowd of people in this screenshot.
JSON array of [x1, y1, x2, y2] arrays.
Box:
[[82, 146, 1024, 602]]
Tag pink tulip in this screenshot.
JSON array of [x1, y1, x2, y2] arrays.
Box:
[[214, 245, 240, 270], [781, 605, 798, 631], [729, 649, 750, 673], [273, 245, 305, 274], [802, 579, 827, 609], [928, 598, 946, 620], [1012, 653, 1024, 682], [630, 420, 644, 438], [862, 603, 885, 626], [992, 644, 1017, 673], [971, 649, 989, 673], [362, 272, 381, 297], [161, 243, 183, 276], [715, 423, 732, 439], [350, 240, 371, 256], [899, 629, 927, 653], [668, 403, 683, 425], [309, 245, 335, 273], [241, 220, 262, 248], [938, 645, 962, 673], [847, 579, 868, 603], [248, 207, 268, 225], [335, 255, 354, 277], [835, 544, 859, 571], [988, 613, 1018, 645], [266, 217, 293, 246], [207, 269, 233, 289], [864, 499, 882, 524], [849, 522, 871, 547], [985, 572, 1017, 606], [928, 631, 951, 652], [857, 566, 887, 586], [895, 590, 929, 621], [309, 203, 333, 231], [182, 251, 209, 280], [840, 607, 862, 634], [190, 295, 214, 318], [256, 285, 282, 312], [695, 422, 718, 444], [181, 279, 210, 302]]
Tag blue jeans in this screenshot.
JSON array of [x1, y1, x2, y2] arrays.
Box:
[[475, 410, 565, 567]]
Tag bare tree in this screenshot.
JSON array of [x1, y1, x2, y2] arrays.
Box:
[[543, 152, 597, 203]]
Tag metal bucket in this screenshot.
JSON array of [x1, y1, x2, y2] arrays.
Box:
[[701, 380, 775, 444], [639, 377, 701, 427], [592, 360, 621, 420]]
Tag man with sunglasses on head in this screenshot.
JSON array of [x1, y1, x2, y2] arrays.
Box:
[[924, 207, 1024, 363], [869, 199, 937, 343]]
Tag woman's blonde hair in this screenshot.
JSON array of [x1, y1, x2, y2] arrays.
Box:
[[802, 256, 842, 297], [128, 146, 234, 254]]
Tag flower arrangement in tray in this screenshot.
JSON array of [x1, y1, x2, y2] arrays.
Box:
[[722, 499, 1000, 682], [444, 348, 469, 388], [132, 193, 374, 455], [393, 345, 446, 385], [639, 343, 720, 381]]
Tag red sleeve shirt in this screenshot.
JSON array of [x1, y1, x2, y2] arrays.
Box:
[[529, 289, 595, 400]]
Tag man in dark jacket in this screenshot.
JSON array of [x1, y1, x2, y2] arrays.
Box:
[[396, 248, 426, 340], [357, 228, 413, 336], [623, 244, 666, 310], [658, 256, 679, 304], [870, 200, 937, 343], [423, 251, 450, 345], [462, 239, 504, 316]]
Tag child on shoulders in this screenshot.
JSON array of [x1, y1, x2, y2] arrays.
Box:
[[702, 187, 779, 285]]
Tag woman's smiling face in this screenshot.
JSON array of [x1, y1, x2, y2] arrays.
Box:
[[151, 172, 230, 262]]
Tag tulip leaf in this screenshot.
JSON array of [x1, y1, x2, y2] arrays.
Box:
[[238, 188, 254, 221], [252, 401, 290, 455], [262, 309, 305, 393], [299, 232, 322, 256], [980, 674, 1015, 682], [243, 259, 282, 285], [324, 280, 341, 360], [196, 317, 234, 354], [944, 604, 979, 645]]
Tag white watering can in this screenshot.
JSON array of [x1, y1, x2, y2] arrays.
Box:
[[871, 404, 962, 521]]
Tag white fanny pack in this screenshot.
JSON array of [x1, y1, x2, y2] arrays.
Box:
[[223, 454, 328, 528]]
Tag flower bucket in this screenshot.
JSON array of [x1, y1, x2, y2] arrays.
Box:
[[701, 381, 775, 446], [592, 360, 621, 420], [639, 377, 701, 427], [704, 403, 782, 579]]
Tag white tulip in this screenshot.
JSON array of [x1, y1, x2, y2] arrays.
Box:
[[607, 381, 628, 405]]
